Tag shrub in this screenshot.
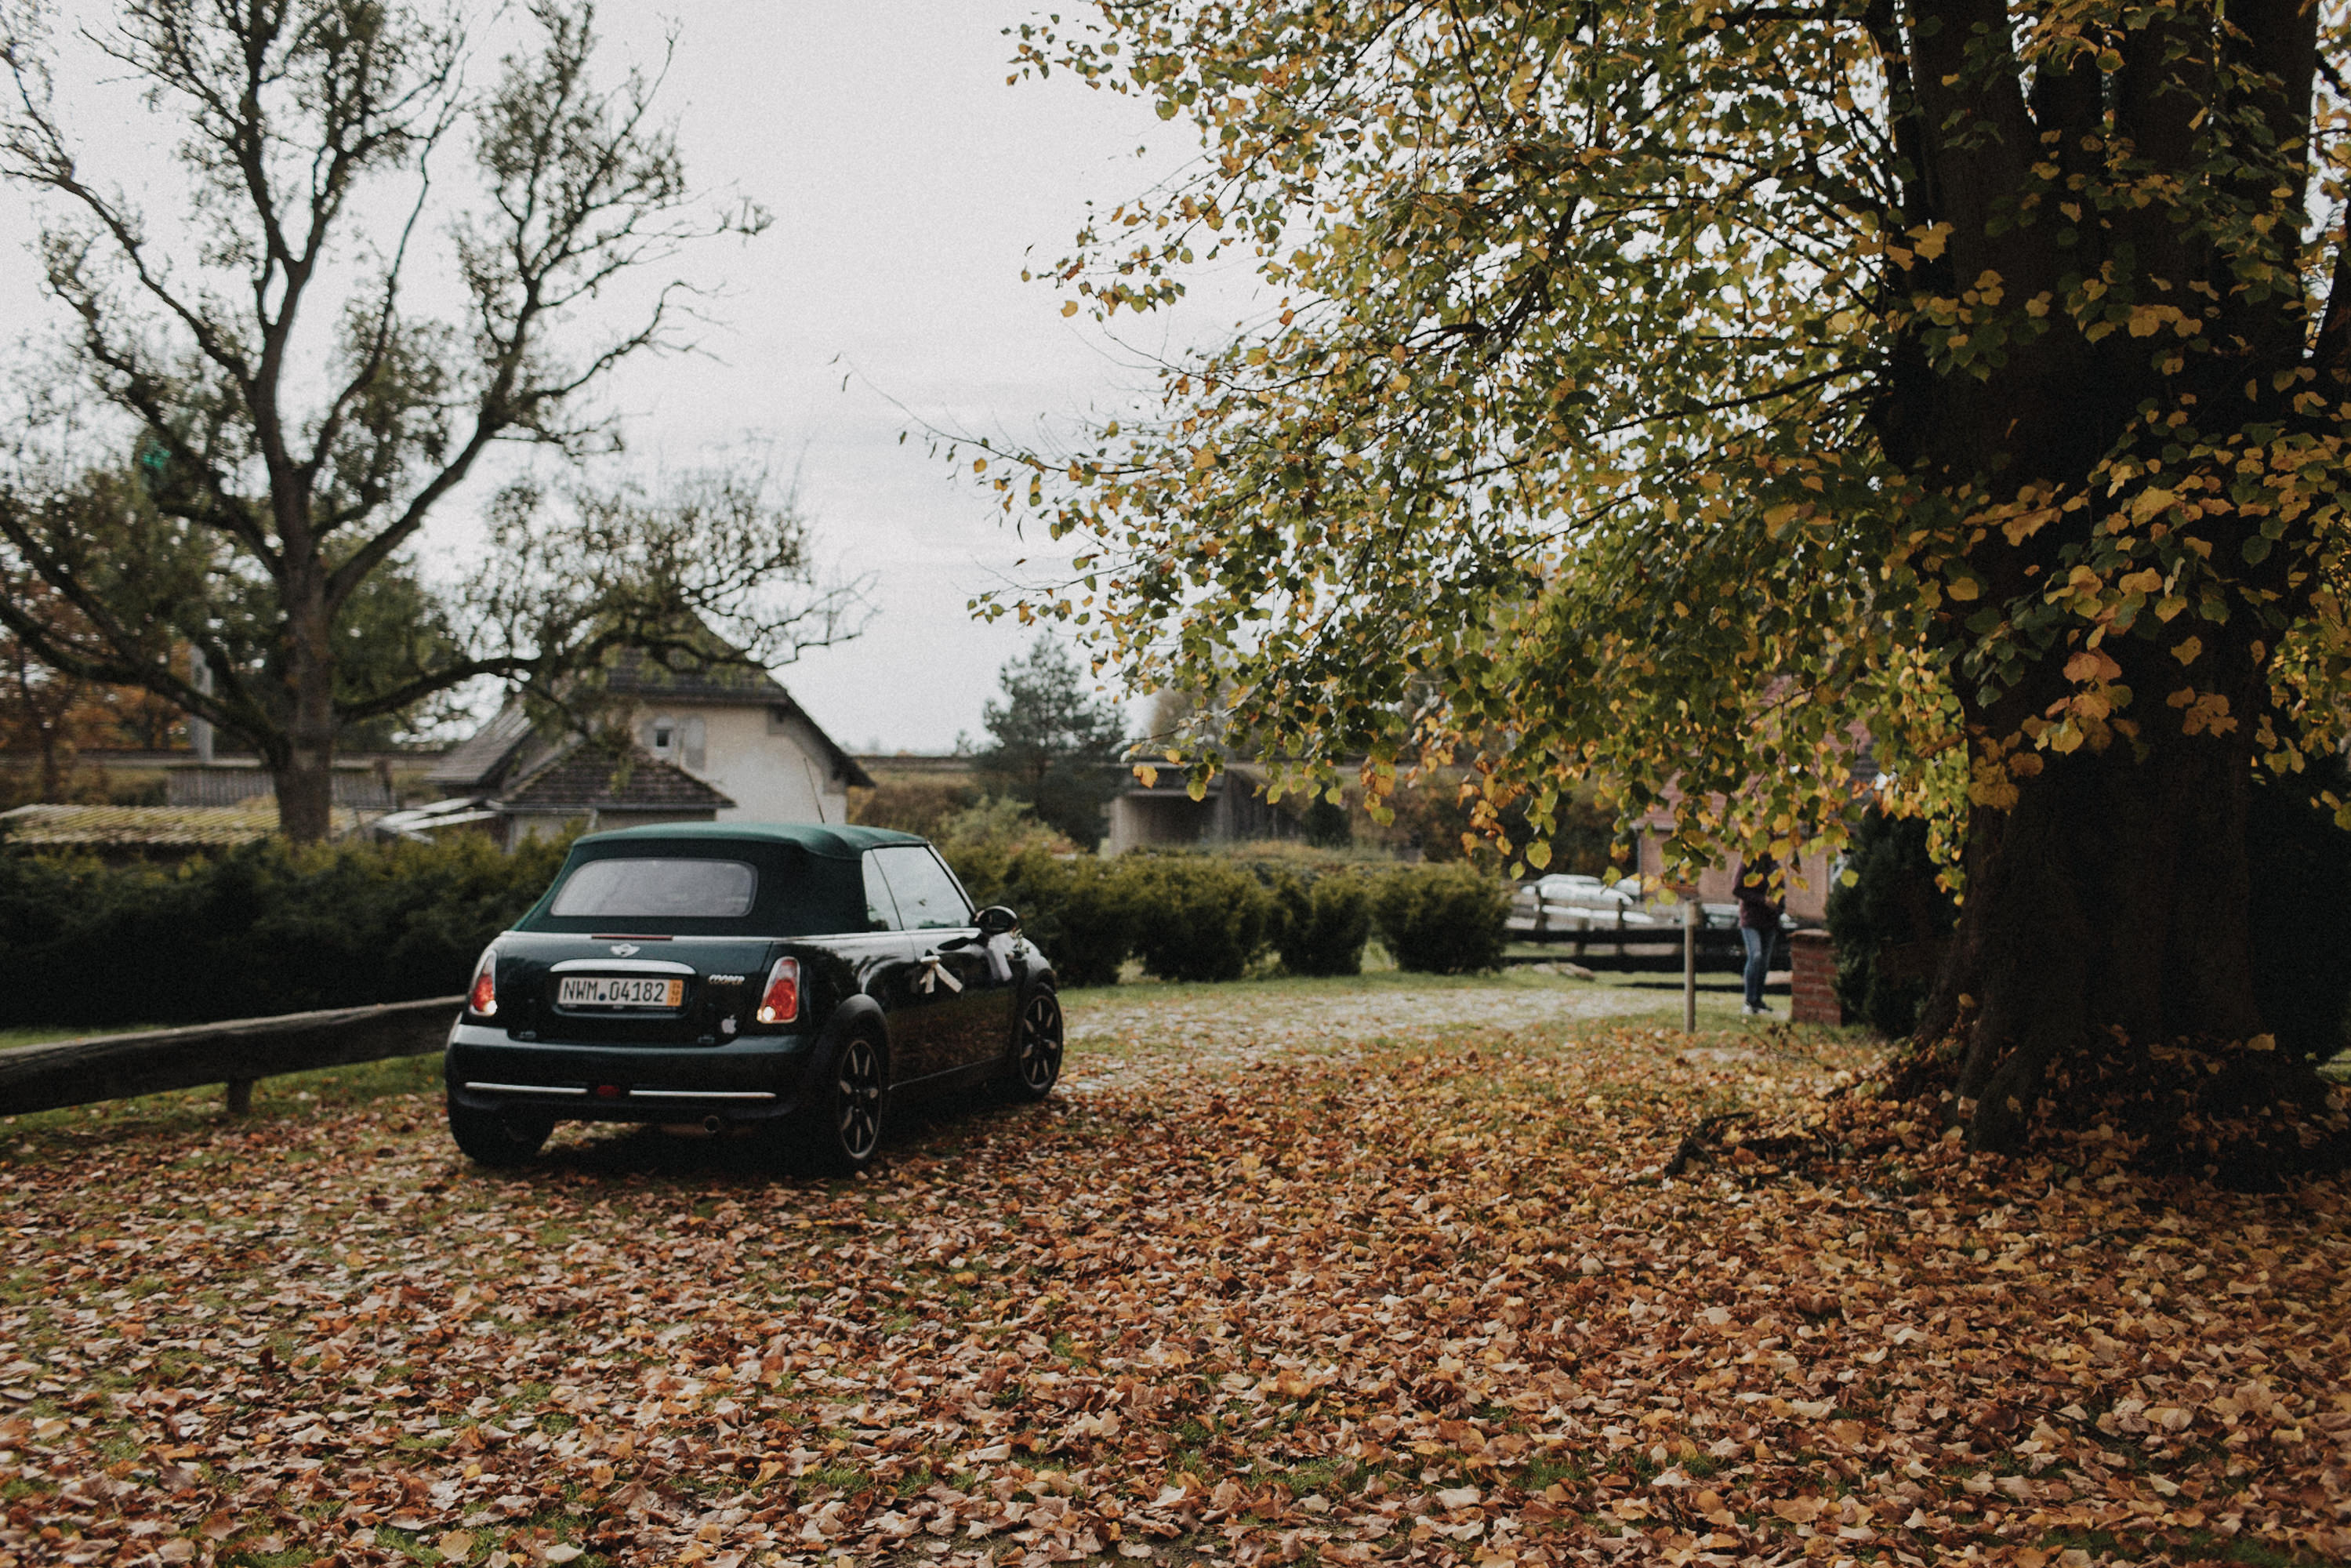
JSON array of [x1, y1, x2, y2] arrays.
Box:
[[996, 848, 1136, 989], [0, 831, 569, 1030], [849, 779, 979, 840], [932, 797, 1073, 910], [1372, 862, 1509, 973], [1127, 855, 1272, 982], [1824, 808, 1959, 1038], [1373, 865, 1514, 973], [1271, 869, 1372, 976]]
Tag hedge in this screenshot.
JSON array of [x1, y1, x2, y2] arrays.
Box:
[[941, 845, 1498, 984], [1272, 870, 1373, 977], [987, 850, 1137, 989], [0, 826, 1511, 1031], [0, 833, 570, 1030], [1125, 855, 1273, 982]]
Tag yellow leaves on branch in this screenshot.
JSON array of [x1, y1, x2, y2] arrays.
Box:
[[2062, 649, 2122, 685], [2124, 304, 2200, 339], [1967, 735, 2043, 808], [2168, 688, 2236, 736]]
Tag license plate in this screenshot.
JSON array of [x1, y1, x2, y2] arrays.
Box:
[[557, 976, 685, 1009]]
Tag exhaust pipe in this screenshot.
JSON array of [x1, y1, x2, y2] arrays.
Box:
[[702, 1114, 725, 1135]]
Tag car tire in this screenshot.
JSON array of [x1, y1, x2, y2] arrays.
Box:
[[1005, 986, 1064, 1102], [448, 1098, 552, 1167], [789, 1029, 889, 1176]]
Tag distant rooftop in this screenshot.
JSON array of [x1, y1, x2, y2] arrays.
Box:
[[0, 802, 367, 853], [601, 644, 792, 702]]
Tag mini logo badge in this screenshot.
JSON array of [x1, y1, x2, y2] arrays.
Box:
[[609, 942, 640, 956]]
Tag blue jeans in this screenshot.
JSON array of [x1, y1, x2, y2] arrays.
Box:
[[1740, 927, 1769, 1011]]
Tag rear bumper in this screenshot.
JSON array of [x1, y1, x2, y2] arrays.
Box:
[[444, 1019, 819, 1123]]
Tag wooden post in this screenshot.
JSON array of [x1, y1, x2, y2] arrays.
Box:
[[1682, 897, 1699, 1033], [226, 1078, 253, 1115]]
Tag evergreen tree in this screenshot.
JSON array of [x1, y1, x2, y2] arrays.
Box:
[[974, 641, 1127, 847]]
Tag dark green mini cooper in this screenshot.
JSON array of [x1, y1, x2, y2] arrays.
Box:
[[444, 823, 1062, 1173]]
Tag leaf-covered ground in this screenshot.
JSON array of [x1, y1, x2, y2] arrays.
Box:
[[3, 972, 2346, 1568]]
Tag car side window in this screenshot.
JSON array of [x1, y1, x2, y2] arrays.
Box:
[[871, 846, 971, 930], [862, 854, 903, 931]]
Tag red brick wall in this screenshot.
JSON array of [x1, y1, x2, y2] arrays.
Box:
[[1790, 930, 1842, 1025]]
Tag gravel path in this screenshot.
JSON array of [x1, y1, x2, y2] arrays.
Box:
[[1058, 978, 1674, 1091]]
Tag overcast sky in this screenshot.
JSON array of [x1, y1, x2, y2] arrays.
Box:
[[0, 1, 1239, 753]]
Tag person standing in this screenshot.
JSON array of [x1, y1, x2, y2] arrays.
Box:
[[1734, 855, 1780, 1017]]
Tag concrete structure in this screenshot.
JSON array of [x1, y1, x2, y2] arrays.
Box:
[[1102, 764, 1301, 855]]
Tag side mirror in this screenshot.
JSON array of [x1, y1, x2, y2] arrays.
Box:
[[975, 905, 1020, 938]]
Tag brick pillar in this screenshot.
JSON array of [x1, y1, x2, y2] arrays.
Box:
[[1789, 929, 1842, 1025]]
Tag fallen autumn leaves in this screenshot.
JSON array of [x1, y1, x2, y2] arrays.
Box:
[[2, 975, 2346, 1568]]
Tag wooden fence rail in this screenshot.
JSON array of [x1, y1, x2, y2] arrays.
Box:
[[0, 995, 462, 1116]]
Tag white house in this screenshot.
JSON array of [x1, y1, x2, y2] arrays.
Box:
[[424, 648, 870, 842]]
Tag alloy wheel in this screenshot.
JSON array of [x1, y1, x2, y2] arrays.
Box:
[[1017, 990, 1064, 1094], [835, 1036, 883, 1160]]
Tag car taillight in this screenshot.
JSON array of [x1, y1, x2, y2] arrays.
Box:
[[756, 957, 800, 1024], [467, 948, 498, 1017]]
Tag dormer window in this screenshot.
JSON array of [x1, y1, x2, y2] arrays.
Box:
[[644, 713, 706, 771]]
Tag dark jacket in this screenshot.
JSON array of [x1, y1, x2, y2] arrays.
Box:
[[1734, 856, 1780, 931]]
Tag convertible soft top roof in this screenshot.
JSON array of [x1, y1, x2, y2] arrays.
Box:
[[573, 821, 927, 861]]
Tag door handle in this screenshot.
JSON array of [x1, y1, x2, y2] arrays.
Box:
[[915, 953, 964, 995]]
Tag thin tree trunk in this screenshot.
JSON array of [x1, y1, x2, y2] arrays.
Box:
[[33, 715, 59, 801]]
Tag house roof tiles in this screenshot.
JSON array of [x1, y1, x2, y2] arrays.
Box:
[[424, 703, 538, 791], [499, 744, 735, 814], [602, 645, 790, 701]]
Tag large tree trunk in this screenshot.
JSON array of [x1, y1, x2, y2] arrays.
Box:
[[1897, 716, 2349, 1179], [1863, 1, 2348, 1180], [274, 583, 339, 844]]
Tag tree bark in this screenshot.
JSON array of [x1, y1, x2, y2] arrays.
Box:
[[1863, 2, 2348, 1178], [1897, 704, 2349, 1178], [274, 575, 339, 844]]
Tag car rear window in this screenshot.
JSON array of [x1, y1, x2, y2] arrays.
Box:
[[547, 858, 757, 919]]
